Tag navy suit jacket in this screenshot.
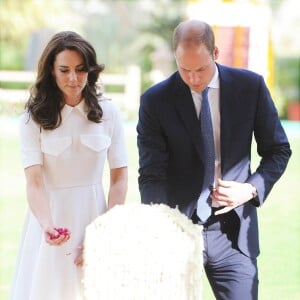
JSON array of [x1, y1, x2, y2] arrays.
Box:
[[137, 63, 291, 258]]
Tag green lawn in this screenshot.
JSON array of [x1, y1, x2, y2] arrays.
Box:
[[0, 117, 299, 299]]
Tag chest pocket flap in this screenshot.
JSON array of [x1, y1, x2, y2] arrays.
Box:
[[80, 134, 111, 152], [41, 137, 72, 156]]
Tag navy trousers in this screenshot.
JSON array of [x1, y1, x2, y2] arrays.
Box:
[[192, 209, 259, 300]]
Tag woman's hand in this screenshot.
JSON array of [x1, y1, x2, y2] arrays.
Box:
[[74, 245, 84, 267], [44, 227, 71, 246]]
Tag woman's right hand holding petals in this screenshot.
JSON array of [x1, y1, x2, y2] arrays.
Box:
[[44, 227, 71, 246]]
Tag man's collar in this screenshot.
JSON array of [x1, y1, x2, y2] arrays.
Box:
[[208, 64, 219, 89]]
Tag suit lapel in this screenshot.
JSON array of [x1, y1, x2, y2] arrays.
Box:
[[172, 73, 204, 159], [218, 65, 236, 173]]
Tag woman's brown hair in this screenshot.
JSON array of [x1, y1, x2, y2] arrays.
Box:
[[26, 31, 105, 129]]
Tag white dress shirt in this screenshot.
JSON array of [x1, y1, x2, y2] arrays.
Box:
[[191, 66, 221, 206]]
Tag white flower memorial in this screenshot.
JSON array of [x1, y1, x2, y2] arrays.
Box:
[[83, 203, 204, 300]]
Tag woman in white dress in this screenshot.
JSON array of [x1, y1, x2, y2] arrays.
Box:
[[10, 31, 128, 300]]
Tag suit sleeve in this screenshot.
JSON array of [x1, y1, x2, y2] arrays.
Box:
[[246, 75, 291, 206], [137, 93, 169, 205]]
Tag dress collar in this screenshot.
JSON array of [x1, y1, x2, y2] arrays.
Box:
[[61, 100, 87, 120]]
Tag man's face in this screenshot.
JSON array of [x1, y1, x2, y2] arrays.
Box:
[[175, 43, 218, 93]]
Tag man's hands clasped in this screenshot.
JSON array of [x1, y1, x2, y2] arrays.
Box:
[[211, 179, 256, 215]]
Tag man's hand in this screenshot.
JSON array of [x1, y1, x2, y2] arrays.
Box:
[[211, 179, 255, 215]]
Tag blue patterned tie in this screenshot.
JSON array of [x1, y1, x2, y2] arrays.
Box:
[[197, 87, 215, 223]]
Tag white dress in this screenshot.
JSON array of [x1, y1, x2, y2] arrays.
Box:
[[10, 98, 128, 300]]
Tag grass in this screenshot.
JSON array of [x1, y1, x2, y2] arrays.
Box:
[[0, 116, 299, 300]]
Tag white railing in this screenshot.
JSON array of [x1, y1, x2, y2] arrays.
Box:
[[0, 65, 141, 119]]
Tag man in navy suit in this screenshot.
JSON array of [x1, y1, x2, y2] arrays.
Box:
[[137, 20, 291, 299]]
